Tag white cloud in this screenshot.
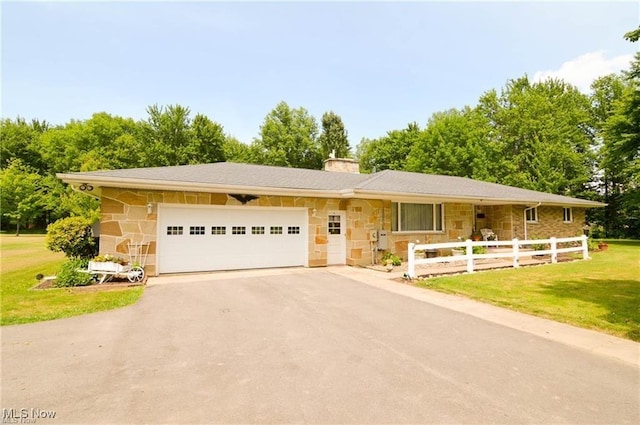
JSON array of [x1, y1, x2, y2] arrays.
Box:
[[533, 51, 634, 92]]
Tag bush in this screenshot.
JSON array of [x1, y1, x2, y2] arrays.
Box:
[[55, 258, 93, 287], [46, 216, 98, 259], [382, 252, 402, 266], [472, 245, 486, 254]]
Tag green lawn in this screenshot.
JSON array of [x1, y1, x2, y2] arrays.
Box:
[[1, 234, 144, 326], [416, 240, 640, 341]]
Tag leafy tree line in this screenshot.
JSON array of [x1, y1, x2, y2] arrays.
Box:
[[0, 103, 350, 232]]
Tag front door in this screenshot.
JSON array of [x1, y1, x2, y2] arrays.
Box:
[[327, 211, 346, 265]]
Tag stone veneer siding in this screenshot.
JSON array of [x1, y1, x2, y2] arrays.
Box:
[[98, 187, 586, 274]]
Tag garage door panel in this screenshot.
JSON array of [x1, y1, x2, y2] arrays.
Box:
[[158, 206, 307, 273]]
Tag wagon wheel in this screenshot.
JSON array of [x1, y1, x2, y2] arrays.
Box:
[[127, 267, 145, 283]]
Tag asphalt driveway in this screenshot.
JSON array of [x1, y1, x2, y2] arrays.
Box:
[[2, 269, 638, 424]]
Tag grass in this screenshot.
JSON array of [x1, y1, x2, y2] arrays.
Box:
[[1, 234, 144, 326], [416, 240, 640, 341]]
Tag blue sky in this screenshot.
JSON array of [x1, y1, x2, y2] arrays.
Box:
[[2, 1, 638, 148]]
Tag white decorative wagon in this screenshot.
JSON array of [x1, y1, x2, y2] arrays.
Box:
[[85, 243, 149, 284]]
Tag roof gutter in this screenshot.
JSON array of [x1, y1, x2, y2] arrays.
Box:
[[350, 189, 604, 208]]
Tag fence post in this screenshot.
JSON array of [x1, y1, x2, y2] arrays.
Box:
[[512, 238, 519, 268], [581, 235, 589, 259], [408, 243, 416, 279], [466, 239, 474, 273], [550, 237, 557, 263]]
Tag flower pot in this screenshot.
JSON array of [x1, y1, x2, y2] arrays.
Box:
[[598, 243, 608, 251], [425, 249, 438, 259]]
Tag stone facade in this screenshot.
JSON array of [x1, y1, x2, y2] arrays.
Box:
[[98, 187, 587, 275]]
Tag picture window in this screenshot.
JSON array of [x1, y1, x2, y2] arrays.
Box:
[[391, 203, 443, 232]]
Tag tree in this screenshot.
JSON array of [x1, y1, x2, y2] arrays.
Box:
[[476, 76, 595, 196], [0, 160, 51, 234], [590, 74, 629, 237], [0, 117, 48, 172], [188, 114, 226, 164], [223, 136, 252, 163], [139, 104, 226, 166], [318, 111, 351, 159], [595, 29, 640, 237], [140, 104, 193, 166], [252, 101, 322, 169], [356, 122, 421, 173], [405, 107, 497, 181], [37, 113, 142, 173]]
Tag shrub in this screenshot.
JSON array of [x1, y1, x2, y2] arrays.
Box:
[[382, 252, 402, 266], [55, 258, 93, 287], [472, 245, 486, 254], [46, 216, 98, 259]]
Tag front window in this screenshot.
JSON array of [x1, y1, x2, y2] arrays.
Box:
[[391, 203, 443, 232]]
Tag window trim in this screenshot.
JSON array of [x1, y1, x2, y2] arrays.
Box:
[[391, 202, 445, 233], [563, 207, 573, 223], [525, 207, 538, 223]]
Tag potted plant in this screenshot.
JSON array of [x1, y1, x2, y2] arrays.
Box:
[[598, 241, 609, 251], [470, 230, 482, 241]]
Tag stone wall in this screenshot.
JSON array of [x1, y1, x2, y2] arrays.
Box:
[[386, 203, 474, 262], [98, 187, 587, 273], [99, 188, 354, 275]]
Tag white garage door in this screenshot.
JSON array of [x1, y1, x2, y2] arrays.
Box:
[[157, 205, 308, 273]]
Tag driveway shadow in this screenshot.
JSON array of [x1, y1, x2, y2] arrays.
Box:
[[539, 278, 640, 341]]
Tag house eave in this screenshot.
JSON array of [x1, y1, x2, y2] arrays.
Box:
[[56, 173, 606, 208], [56, 173, 352, 199], [350, 189, 605, 208]]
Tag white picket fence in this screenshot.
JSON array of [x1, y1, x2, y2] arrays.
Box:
[[407, 235, 589, 279]]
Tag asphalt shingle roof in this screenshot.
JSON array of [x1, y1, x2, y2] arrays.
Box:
[[72, 162, 369, 191], [59, 162, 604, 207], [355, 170, 600, 206]]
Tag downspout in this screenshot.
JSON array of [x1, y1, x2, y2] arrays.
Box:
[[523, 202, 541, 240]]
